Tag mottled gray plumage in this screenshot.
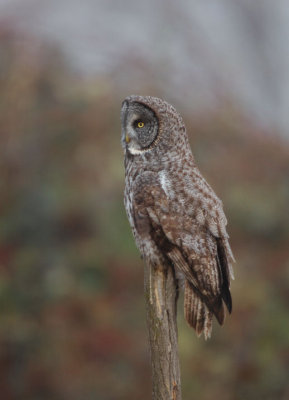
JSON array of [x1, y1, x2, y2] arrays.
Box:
[[121, 95, 235, 339]]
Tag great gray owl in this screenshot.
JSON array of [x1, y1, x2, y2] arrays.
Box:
[[121, 95, 235, 339]]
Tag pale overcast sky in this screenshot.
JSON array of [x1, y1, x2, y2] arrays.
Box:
[[0, 0, 289, 138]]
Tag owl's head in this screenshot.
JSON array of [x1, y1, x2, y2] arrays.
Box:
[[121, 95, 187, 156]]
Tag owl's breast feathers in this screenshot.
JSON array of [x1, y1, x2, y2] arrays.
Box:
[[129, 170, 234, 338]]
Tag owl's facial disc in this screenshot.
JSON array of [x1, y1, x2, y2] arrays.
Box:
[[121, 101, 159, 154]]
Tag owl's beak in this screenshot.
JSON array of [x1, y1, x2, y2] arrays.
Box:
[[125, 133, 131, 143]]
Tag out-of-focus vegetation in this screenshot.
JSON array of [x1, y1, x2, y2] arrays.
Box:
[[0, 30, 289, 400]]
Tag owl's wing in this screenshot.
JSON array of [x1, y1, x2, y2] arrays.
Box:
[[132, 172, 233, 335]]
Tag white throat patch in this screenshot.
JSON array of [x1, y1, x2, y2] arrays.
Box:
[[128, 147, 146, 155]]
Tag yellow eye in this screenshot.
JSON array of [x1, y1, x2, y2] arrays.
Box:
[[137, 121, 144, 128]]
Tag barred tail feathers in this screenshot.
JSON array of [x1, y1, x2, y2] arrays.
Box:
[[184, 281, 213, 340]]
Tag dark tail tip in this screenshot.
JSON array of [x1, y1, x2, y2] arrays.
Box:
[[211, 298, 225, 325], [222, 288, 232, 314]]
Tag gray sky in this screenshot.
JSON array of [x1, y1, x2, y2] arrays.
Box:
[[1, 0, 289, 138]]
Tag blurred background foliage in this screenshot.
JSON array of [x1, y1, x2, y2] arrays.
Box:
[[0, 2, 289, 399]]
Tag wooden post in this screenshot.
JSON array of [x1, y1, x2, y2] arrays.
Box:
[[144, 263, 182, 400]]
